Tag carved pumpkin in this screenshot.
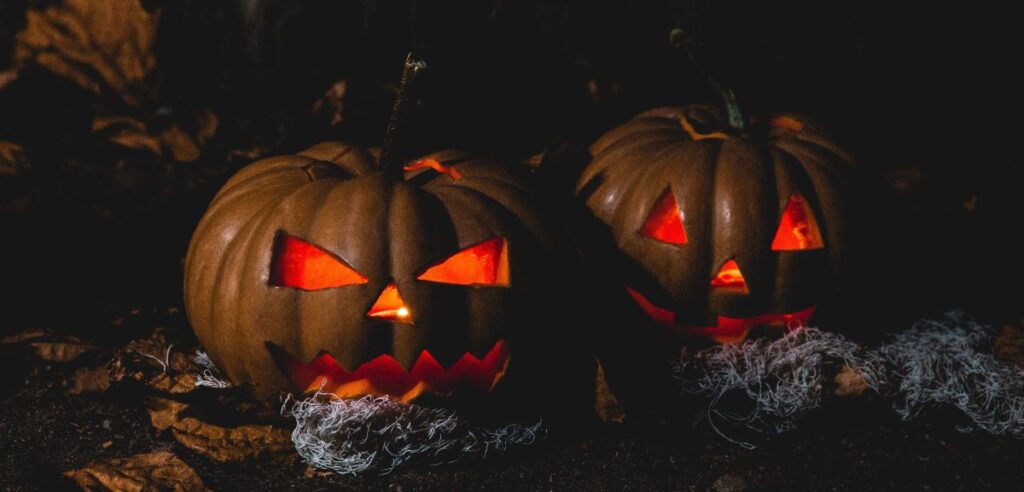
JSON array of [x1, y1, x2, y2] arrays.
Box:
[[576, 104, 853, 343], [185, 142, 583, 409]]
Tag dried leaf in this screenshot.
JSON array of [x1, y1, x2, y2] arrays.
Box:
[[995, 322, 1024, 369], [171, 418, 294, 463], [834, 365, 870, 397], [91, 111, 218, 162], [146, 397, 294, 463], [312, 80, 347, 127], [31, 341, 97, 362], [595, 361, 625, 424], [0, 141, 31, 176], [158, 125, 200, 163], [68, 365, 113, 394], [0, 329, 49, 344], [147, 372, 197, 394], [63, 451, 207, 491], [193, 110, 219, 147], [146, 397, 188, 431], [93, 116, 162, 155], [0, 68, 17, 90], [15, 0, 158, 106]]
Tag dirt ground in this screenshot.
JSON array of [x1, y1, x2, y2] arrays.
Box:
[[1, 309, 1022, 491]]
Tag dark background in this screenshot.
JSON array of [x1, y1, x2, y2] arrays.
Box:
[[2, 1, 1024, 490], [0, 0, 1019, 335]]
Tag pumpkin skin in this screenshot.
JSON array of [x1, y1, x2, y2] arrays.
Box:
[[576, 104, 853, 343], [185, 142, 582, 410]]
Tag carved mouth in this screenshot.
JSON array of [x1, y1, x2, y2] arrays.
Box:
[[267, 341, 510, 402], [626, 287, 815, 343]]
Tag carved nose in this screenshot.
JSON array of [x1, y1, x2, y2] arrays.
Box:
[[367, 282, 412, 322], [710, 259, 749, 295]]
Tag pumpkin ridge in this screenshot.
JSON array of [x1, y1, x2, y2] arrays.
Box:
[[190, 173, 307, 330], [612, 140, 690, 248], [192, 170, 309, 251], [779, 146, 847, 288], [215, 156, 319, 196], [435, 182, 549, 246], [220, 180, 337, 382]]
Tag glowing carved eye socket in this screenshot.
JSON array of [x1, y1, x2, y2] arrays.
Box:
[[771, 193, 825, 251], [270, 233, 368, 290], [417, 237, 510, 286], [640, 188, 688, 245]]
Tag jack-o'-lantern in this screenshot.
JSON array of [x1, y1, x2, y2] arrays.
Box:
[[184, 142, 585, 411], [577, 104, 853, 343]]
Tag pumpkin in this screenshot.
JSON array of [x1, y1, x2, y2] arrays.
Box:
[[184, 141, 584, 410], [576, 104, 853, 343]]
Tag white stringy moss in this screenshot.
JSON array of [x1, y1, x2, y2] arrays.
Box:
[[677, 310, 1024, 446], [282, 393, 544, 475], [877, 311, 1024, 437], [192, 350, 231, 388], [676, 327, 882, 447]]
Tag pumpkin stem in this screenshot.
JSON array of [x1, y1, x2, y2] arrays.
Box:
[[669, 27, 746, 132], [380, 52, 427, 180]]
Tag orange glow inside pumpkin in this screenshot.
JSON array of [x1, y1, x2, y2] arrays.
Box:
[[625, 287, 815, 343], [710, 259, 749, 294], [626, 287, 675, 325], [771, 193, 824, 251], [367, 283, 411, 321], [270, 340, 510, 402], [270, 233, 368, 290], [640, 188, 688, 245], [417, 237, 510, 286], [403, 158, 463, 180], [770, 115, 806, 133]]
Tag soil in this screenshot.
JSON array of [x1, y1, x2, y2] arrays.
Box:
[[1, 310, 1022, 491]]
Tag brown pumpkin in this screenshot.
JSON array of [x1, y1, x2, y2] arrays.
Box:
[[185, 142, 582, 409], [576, 104, 853, 343]]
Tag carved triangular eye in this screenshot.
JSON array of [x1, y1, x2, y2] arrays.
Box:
[[270, 233, 368, 290], [417, 237, 510, 286], [640, 188, 688, 245], [771, 193, 824, 251]]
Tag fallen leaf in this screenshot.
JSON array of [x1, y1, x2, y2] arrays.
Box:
[[91, 111, 218, 162], [171, 418, 294, 463], [995, 322, 1024, 369], [15, 0, 159, 106], [158, 125, 201, 163], [93, 116, 162, 156], [147, 372, 198, 394], [146, 397, 188, 431], [595, 361, 626, 424], [0, 141, 31, 176], [63, 451, 207, 491], [0, 329, 49, 344], [312, 79, 347, 127], [193, 110, 219, 147], [146, 397, 294, 463], [67, 365, 114, 394], [304, 465, 334, 479], [834, 365, 870, 397], [31, 341, 97, 362], [0, 68, 17, 90]]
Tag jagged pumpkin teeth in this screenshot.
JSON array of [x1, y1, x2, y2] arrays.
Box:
[[624, 287, 815, 343], [270, 341, 510, 402]]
